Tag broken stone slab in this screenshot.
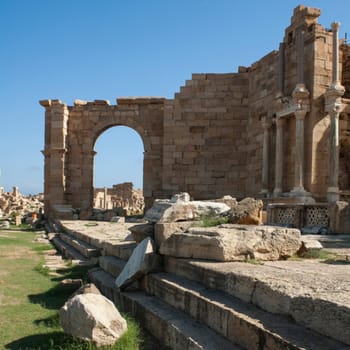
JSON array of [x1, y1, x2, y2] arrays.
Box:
[[298, 238, 323, 257], [58, 279, 83, 294], [115, 237, 161, 290], [128, 223, 154, 243], [159, 225, 301, 262], [226, 197, 263, 225], [144, 192, 230, 223], [60, 293, 127, 347]]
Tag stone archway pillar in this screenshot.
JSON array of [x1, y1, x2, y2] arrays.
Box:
[[40, 100, 69, 215]]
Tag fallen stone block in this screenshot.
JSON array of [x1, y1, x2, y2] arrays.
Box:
[[160, 225, 301, 261], [226, 197, 263, 225], [144, 192, 230, 223], [298, 238, 323, 257], [59, 279, 83, 294], [115, 237, 161, 289], [60, 293, 127, 347]]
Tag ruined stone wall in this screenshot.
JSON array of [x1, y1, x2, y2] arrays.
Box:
[[94, 182, 144, 214], [246, 52, 278, 194], [162, 73, 249, 199]]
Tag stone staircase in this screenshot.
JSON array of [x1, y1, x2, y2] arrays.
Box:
[[50, 221, 350, 350]]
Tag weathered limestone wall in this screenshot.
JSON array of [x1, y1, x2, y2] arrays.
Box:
[[162, 73, 249, 199]]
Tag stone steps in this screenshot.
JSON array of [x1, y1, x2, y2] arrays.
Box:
[[163, 257, 350, 346], [145, 272, 346, 350], [58, 232, 101, 259], [51, 236, 89, 263], [56, 222, 136, 261], [89, 268, 240, 350], [99, 256, 126, 278], [102, 241, 136, 260]]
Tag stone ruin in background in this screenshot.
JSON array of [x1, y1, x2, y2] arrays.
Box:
[[0, 186, 44, 226], [93, 182, 144, 219]]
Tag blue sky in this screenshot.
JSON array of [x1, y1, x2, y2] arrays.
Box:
[[0, 0, 349, 194]]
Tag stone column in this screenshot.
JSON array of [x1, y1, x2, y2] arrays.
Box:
[[273, 118, 285, 196], [332, 22, 340, 83], [326, 22, 345, 202], [261, 117, 272, 195], [327, 109, 340, 202], [104, 187, 107, 209], [296, 28, 305, 84], [292, 110, 307, 193]]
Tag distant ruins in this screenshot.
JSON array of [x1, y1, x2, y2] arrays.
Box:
[[94, 182, 144, 215], [0, 186, 43, 220], [41, 5, 350, 232]]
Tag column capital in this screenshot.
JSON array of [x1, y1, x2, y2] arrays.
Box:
[[295, 109, 308, 120], [275, 117, 286, 127], [331, 22, 340, 32]]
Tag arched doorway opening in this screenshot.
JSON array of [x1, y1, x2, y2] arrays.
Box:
[[93, 126, 145, 218]]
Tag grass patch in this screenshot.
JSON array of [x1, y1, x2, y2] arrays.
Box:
[[34, 263, 51, 277], [289, 249, 336, 261], [0, 230, 144, 350], [245, 258, 264, 265], [197, 215, 229, 227], [84, 223, 98, 227], [301, 249, 335, 260]]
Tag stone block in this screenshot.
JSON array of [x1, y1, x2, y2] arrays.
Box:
[[154, 221, 198, 247], [160, 225, 301, 262]]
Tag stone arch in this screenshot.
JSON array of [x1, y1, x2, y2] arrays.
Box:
[[41, 98, 165, 219]]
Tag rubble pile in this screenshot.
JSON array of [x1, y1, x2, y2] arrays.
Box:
[[0, 186, 44, 220]]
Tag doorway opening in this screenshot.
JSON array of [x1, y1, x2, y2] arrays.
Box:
[[93, 126, 144, 219]]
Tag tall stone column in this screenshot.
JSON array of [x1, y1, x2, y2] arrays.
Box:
[[260, 117, 272, 195], [326, 22, 345, 202], [332, 22, 340, 83], [292, 110, 307, 193], [273, 118, 285, 196], [327, 109, 340, 202]]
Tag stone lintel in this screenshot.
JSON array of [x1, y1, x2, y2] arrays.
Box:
[[117, 97, 166, 105]]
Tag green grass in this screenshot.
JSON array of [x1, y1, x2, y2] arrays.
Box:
[[0, 230, 143, 350], [197, 215, 229, 227], [84, 223, 98, 227]]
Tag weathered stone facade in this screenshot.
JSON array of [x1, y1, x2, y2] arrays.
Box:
[[41, 5, 350, 221]]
